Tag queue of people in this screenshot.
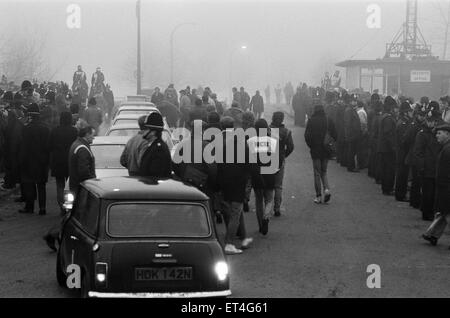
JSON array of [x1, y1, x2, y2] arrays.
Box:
[[301, 87, 450, 249]]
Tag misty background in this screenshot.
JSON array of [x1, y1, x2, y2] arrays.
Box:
[[0, 0, 449, 98]]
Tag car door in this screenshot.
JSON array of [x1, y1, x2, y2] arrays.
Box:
[[60, 187, 89, 274]]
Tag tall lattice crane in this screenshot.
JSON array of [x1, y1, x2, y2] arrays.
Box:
[[385, 0, 434, 59]]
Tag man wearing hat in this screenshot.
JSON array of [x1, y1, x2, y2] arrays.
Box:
[[394, 101, 414, 202], [18, 103, 51, 215], [440, 95, 450, 124], [413, 103, 442, 220], [403, 104, 428, 208], [422, 123, 450, 246], [138, 112, 172, 177], [377, 97, 398, 195]]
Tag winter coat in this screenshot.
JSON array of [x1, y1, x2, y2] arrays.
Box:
[[172, 136, 217, 194], [247, 134, 278, 190], [120, 131, 148, 176], [377, 112, 397, 153], [304, 110, 337, 159], [250, 95, 264, 113], [4, 110, 23, 183], [19, 119, 51, 183], [217, 130, 261, 202], [335, 103, 347, 143], [151, 92, 164, 106], [68, 137, 96, 192], [158, 100, 180, 128], [270, 123, 294, 167], [138, 137, 172, 178], [435, 140, 450, 214], [83, 106, 103, 129], [403, 120, 423, 166], [189, 105, 208, 123], [413, 126, 441, 178], [223, 107, 243, 127], [49, 124, 78, 178], [395, 115, 412, 166], [344, 106, 361, 142]]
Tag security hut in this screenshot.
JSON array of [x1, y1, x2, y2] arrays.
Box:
[[336, 0, 450, 101]]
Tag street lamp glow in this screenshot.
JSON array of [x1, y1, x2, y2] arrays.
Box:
[[241, 45, 247, 49]]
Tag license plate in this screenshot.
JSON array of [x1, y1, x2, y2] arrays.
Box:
[[135, 267, 193, 281]]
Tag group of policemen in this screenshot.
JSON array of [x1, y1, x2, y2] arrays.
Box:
[[316, 89, 450, 247]]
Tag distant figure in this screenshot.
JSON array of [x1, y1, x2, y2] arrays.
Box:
[[239, 87, 250, 111], [249, 90, 264, 120], [321, 72, 331, 90], [284, 82, 294, 106], [275, 84, 282, 105], [151, 87, 164, 106], [164, 84, 179, 108], [264, 85, 271, 104], [83, 97, 103, 136], [91, 67, 105, 95]]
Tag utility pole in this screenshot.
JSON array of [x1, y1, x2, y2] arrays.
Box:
[[136, 0, 142, 94], [443, 1, 450, 60]]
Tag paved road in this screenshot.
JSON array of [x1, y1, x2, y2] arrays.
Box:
[[1, 104, 450, 297]]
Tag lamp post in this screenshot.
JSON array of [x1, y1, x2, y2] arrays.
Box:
[[170, 22, 196, 84], [136, 0, 141, 95], [229, 45, 247, 102]]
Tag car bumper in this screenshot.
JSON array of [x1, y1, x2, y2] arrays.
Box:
[[88, 290, 232, 298]]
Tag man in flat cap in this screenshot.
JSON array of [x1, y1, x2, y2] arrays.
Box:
[[422, 123, 450, 247]]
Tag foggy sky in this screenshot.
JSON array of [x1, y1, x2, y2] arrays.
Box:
[[0, 0, 447, 98]]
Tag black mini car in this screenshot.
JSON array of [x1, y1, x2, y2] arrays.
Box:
[[57, 176, 231, 298]]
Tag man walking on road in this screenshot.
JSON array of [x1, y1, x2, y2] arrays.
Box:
[[83, 97, 102, 136], [422, 123, 450, 247], [270, 111, 294, 216], [249, 90, 264, 120]]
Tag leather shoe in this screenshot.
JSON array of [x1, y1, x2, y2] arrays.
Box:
[[261, 218, 269, 235], [422, 234, 438, 246], [43, 234, 57, 252]]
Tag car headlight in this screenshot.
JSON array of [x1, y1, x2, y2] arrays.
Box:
[[63, 192, 75, 210], [214, 261, 229, 281]]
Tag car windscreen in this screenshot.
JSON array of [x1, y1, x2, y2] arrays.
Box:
[[107, 129, 139, 137], [118, 110, 151, 116], [107, 203, 210, 237], [114, 119, 139, 125], [91, 144, 125, 168]]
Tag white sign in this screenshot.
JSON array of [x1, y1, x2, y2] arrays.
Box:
[[410, 70, 431, 82]]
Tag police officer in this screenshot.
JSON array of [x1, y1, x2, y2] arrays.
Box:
[[377, 97, 397, 195], [138, 112, 172, 177], [422, 123, 450, 246], [394, 101, 414, 202], [413, 102, 442, 221], [403, 104, 427, 208]]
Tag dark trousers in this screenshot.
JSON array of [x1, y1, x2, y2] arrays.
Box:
[[409, 167, 422, 208], [395, 163, 409, 200], [380, 152, 395, 194], [336, 140, 346, 166], [420, 177, 435, 220], [294, 110, 305, 127], [356, 133, 369, 169], [346, 140, 358, 171], [23, 182, 46, 211], [56, 177, 67, 210]]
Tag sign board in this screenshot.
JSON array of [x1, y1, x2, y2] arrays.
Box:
[[410, 70, 431, 82]]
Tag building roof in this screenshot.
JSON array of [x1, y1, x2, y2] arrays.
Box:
[[82, 176, 209, 201], [336, 58, 450, 68]]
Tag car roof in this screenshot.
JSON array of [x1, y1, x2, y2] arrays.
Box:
[[82, 177, 209, 201], [92, 136, 130, 145], [114, 113, 142, 119], [120, 101, 155, 106], [117, 105, 158, 111]]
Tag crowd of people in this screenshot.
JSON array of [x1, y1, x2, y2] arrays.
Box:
[[300, 87, 450, 248], [0, 78, 296, 256]]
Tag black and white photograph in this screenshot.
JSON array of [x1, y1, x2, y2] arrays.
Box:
[[0, 0, 450, 301]]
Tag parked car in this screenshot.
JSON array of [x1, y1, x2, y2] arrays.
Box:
[[113, 105, 159, 120], [57, 176, 231, 298], [90, 136, 129, 178], [106, 122, 175, 153]]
